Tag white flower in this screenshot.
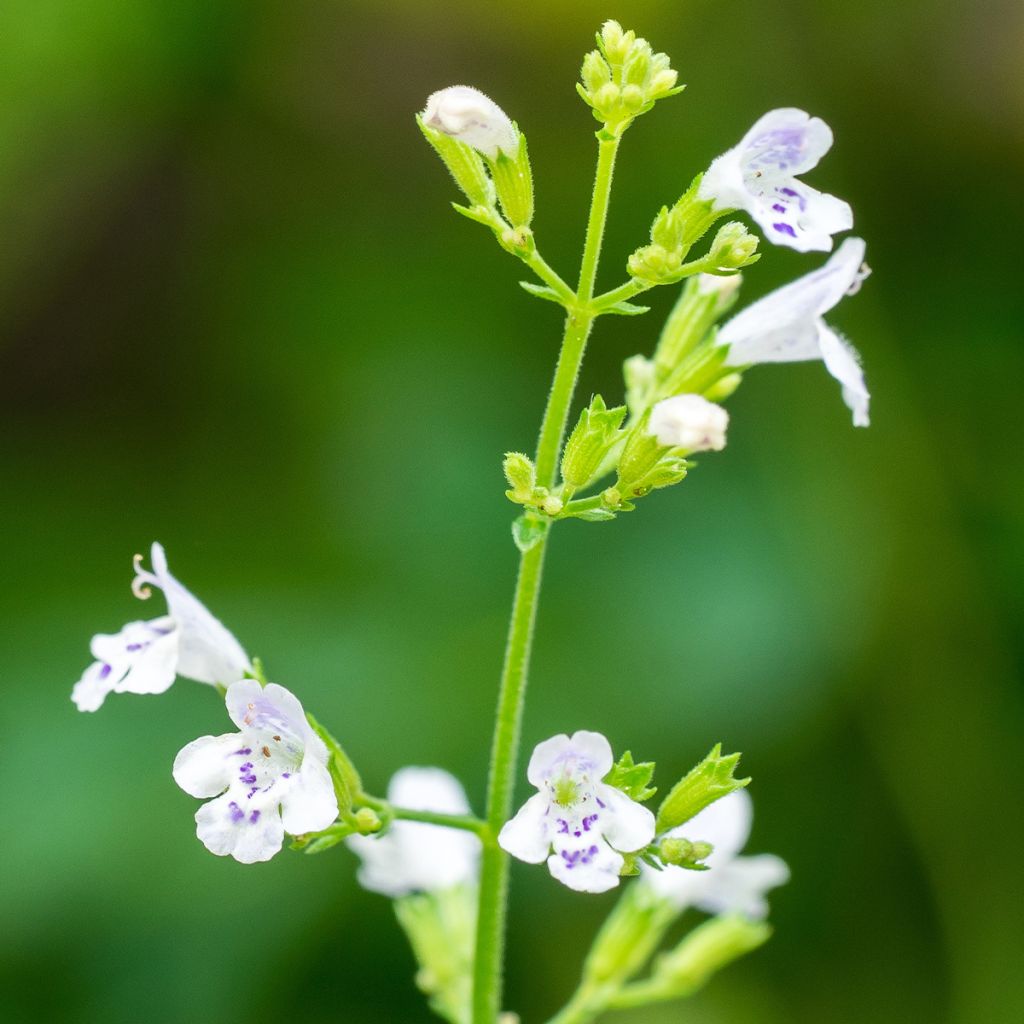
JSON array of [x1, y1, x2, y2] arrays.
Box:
[[649, 394, 729, 452], [72, 542, 251, 712], [641, 790, 789, 919], [719, 236, 871, 426], [349, 767, 481, 897], [699, 108, 852, 253], [173, 679, 338, 864], [423, 86, 518, 160], [499, 731, 655, 894]]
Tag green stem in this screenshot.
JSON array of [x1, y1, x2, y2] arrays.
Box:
[[472, 133, 621, 1024], [391, 806, 490, 836]]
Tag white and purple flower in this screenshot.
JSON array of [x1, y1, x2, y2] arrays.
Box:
[[349, 767, 481, 898], [719, 236, 871, 426], [642, 790, 789, 919], [499, 731, 655, 894], [173, 679, 338, 864], [72, 542, 251, 712], [423, 86, 518, 160], [699, 108, 852, 253]]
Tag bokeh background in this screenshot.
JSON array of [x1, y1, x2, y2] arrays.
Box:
[[3, 1, 1022, 1022]]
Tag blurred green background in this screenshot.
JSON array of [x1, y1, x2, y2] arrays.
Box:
[[2, 1, 1022, 1021]]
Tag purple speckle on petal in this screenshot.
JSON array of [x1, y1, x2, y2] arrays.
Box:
[[582, 814, 599, 832], [228, 801, 245, 824], [773, 222, 797, 238], [780, 187, 797, 197], [240, 773, 257, 785], [249, 810, 261, 824], [281, 772, 291, 779], [234, 748, 252, 756], [596, 797, 606, 809], [772, 203, 787, 214], [556, 819, 569, 835], [125, 642, 146, 652], [98, 663, 113, 680]]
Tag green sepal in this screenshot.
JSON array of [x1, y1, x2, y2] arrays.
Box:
[[560, 394, 627, 490], [417, 114, 495, 208], [604, 750, 657, 802], [655, 744, 750, 835], [488, 130, 533, 228], [519, 281, 565, 305], [512, 512, 548, 552], [290, 821, 358, 855], [306, 712, 362, 815], [451, 202, 495, 226]]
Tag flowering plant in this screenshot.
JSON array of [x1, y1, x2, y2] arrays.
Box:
[[73, 20, 870, 1024]]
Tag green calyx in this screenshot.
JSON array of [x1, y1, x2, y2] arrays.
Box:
[[655, 744, 750, 835]]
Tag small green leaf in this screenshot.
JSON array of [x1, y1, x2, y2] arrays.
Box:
[[567, 507, 616, 522], [512, 513, 548, 553], [605, 750, 657, 802], [603, 300, 651, 316], [451, 202, 494, 226], [519, 281, 564, 304]]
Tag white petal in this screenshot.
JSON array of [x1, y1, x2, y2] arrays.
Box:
[[695, 853, 790, 919], [71, 661, 118, 712], [699, 148, 747, 213], [720, 238, 867, 363], [388, 766, 472, 815], [172, 733, 243, 798], [665, 790, 753, 865], [194, 790, 285, 863], [567, 731, 614, 778], [422, 85, 518, 160], [526, 734, 573, 787], [595, 784, 656, 852], [641, 860, 714, 908], [818, 323, 870, 426], [226, 679, 310, 743], [498, 792, 551, 864], [739, 108, 834, 178], [280, 756, 338, 834], [547, 840, 623, 893], [148, 542, 251, 686], [751, 180, 853, 254], [88, 622, 180, 697]]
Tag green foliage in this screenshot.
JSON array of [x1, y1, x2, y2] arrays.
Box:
[[604, 750, 657, 802]]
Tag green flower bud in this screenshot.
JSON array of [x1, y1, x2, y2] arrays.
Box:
[[354, 807, 382, 834], [560, 395, 628, 489], [645, 915, 772, 999], [582, 50, 612, 92], [489, 132, 534, 228], [599, 20, 635, 67], [656, 744, 750, 834], [703, 372, 743, 402], [622, 40, 652, 87], [621, 83, 645, 112], [708, 221, 760, 271], [503, 451, 536, 504]]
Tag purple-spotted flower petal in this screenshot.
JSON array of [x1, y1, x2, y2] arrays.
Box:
[[699, 108, 852, 253], [718, 237, 871, 426], [499, 731, 655, 894], [349, 767, 481, 897], [71, 543, 251, 712], [640, 790, 789, 919], [173, 679, 338, 864]]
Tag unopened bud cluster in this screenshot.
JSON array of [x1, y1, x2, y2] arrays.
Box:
[[578, 21, 682, 134]]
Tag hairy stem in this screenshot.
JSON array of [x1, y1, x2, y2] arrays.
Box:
[[471, 134, 621, 1024]]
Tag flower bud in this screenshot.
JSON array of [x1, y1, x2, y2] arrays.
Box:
[[708, 221, 760, 271], [600, 20, 635, 67], [581, 50, 612, 92], [649, 394, 728, 452], [354, 807, 383, 834], [560, 394, 627, 490], [703, 372, 743, 402], [503, 451, 536, 504], [423, 86, 518, 160]]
